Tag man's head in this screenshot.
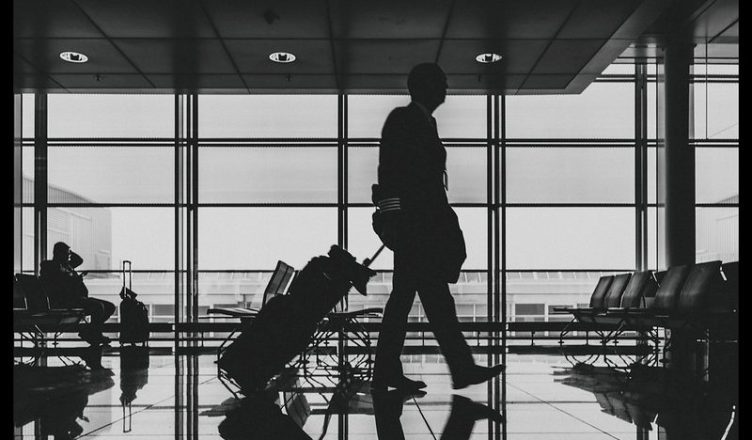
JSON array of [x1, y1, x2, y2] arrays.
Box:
[[407, 63, 447, 113], [52, 241, 71, 262]]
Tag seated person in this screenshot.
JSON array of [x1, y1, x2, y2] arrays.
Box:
[[40, 242, 115, 346]]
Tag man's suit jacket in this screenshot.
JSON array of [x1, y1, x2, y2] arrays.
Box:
[[377, 102, 466, 283]]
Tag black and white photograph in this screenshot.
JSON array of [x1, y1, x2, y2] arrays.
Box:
[[12, 1, 739, 439]]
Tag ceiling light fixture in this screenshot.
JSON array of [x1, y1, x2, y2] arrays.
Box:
[[475, 53, 502, 64], [59, 51, 89, 63], [269, 51, 296, 63]]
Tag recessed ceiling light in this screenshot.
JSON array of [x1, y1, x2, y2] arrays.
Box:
[[269, 52, 296, 63], [475, 53, 502, 64], [59, 51, 88, 63]]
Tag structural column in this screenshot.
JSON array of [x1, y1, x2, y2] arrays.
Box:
[[661, 38, 698, 379], [662, 39, 695, 267]]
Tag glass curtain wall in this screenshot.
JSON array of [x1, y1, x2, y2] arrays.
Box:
[[18, 61, 733, 332], [690, 63, 739, 263]]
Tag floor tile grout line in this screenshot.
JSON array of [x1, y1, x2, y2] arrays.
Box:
[[412, 396, 439, 440], [78, 374, 218, 438], [506, 381, 622, 440]]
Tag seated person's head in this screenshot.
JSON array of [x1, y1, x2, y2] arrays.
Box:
[[53, 241, 71, 263]]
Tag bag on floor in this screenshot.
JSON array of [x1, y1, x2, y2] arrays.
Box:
[[217, 245, 379, 392], [119, 260, 150, 345]]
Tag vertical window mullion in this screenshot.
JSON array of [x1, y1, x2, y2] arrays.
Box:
[[34, 93, 48, 276]]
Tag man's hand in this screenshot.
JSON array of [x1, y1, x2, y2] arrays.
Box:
[[373, 210, 403, 251]]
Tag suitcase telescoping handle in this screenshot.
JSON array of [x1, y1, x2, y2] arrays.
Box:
[[362, 244, 386, 268], [120, 260, 133, 301]]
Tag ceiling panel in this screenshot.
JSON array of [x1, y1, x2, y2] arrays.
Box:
[[336, 40, 440, 75], [148, 74, 247, 92], [14, 74, 66, 92], [116, 39, 237, 74], [75, 0, 216, 38], [226, 39, 334, 74], [200, 0, 330, 38], [51, 73, 154, 89], [242, 74, 337, 92], [14, 38, 139, 74], [520, 74, 575, 90], [691, 0, 738, 40], [12, 0, 683, 94], [438, 39, 549, 74], [446, 0, 578, 39], [329, 0, 451, 39], [342, 74, 408, 93], [13, 0, 102, 38], [558, 0, 641, 39], [533, 40, 606, 74]]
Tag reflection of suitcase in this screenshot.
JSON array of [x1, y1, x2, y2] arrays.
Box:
[[120, 346, 150, 432], [119, 261, 150, 345], [217, 245, 380, 392]]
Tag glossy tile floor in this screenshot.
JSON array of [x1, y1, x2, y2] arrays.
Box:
[[13, 348, 737, 439]]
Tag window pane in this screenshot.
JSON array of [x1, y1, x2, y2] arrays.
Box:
[[456, 208, 488, 270], [22, 94, 34, 139], [648, 81, 657, 140], [199, 146, 337, 203], [647, 207, 657, 270], [85, 272, 174, 323], [506, 271, 619, 321], [506, 82, 635, 138], [602, 64, 634, 75], [22, 146, 34, 204], [446, 147, 486, 202], [432, 96, 486, 138], [46, 207, 174, 270], [48, 147, 174, 203], [22, 207, 34, 272], [506, 208, 635, 269], [693, 82, 738, 139], [347, 146, 486, 203], [48, 94, 174, 137], [347, 147, 378, 204], [198, 208, 337, 270], [199, 95, 337, 138], [696, 147, 738, 204], [349, 95, 486, 139], [696, 207, 738, 263], [348, 95, 408, 138], [648, 146, 656, 204], [506, 147, 634, 203], [199, 271, 282, 311]]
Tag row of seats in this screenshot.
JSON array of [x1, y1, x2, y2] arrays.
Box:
[[13, 274, 85, 333], [556, 260, 738, 333]]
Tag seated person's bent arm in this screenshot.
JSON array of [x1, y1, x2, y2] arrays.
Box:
[[69, 251, 84, 269]]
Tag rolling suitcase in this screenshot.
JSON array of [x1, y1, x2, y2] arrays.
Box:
[[119, 260, 150, 346], [217, 244, 383, 392]]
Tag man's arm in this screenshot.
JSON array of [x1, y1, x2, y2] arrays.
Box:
[[69, 251, 84, 269], [378, 108, 413, 202]]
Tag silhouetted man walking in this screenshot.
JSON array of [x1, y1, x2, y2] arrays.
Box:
[[372, 63, 503, 391]]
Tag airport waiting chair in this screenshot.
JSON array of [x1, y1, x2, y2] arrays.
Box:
[[210, 260, 296, 360], [13, 274, 86, 349], [555, 275, 614, 320], [576, 273, 632, 326], [296, 288, 382, 381]]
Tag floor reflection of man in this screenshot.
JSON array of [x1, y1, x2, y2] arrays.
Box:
[[372, 389, 503, 440]]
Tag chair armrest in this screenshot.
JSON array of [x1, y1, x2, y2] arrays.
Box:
[[207, 307, 259, 318], [328, 307, 384, 319]]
